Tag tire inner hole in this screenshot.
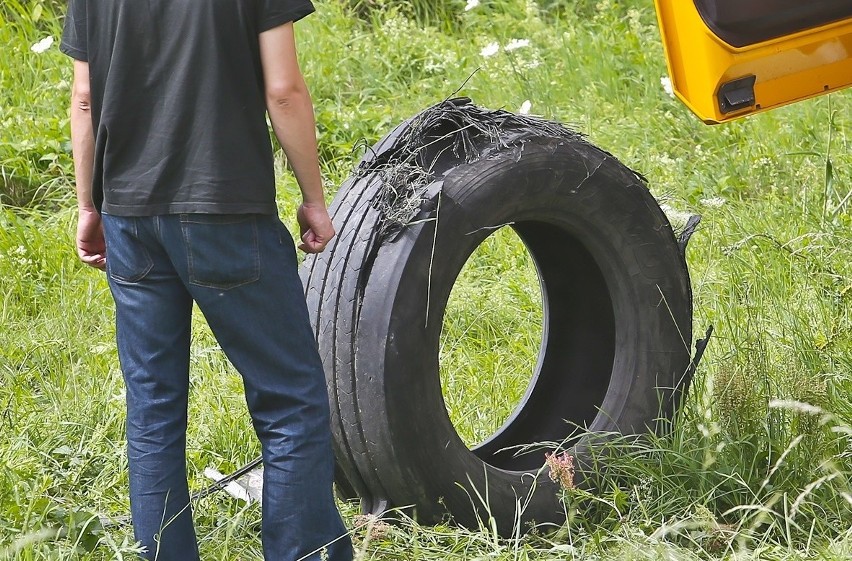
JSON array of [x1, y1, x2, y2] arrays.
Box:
[[439, 222, 616, 472], [439, 226, 543, 451]]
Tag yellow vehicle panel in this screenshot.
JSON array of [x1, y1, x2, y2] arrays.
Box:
[[654, 1, 852, 124]]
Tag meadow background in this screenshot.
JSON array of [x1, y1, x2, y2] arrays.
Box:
[[2, 0, 852, 559]]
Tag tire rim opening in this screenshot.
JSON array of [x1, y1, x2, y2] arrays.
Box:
[[439, 226, 543, 451], [441, 220, 617, 472]]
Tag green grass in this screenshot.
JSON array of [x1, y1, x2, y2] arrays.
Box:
[[440, 227, 542, 447], [0, 1, 69, 208], [2, 0, 852, 559]]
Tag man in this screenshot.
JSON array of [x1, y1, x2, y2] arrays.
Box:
[[61, 1, 352, 560]]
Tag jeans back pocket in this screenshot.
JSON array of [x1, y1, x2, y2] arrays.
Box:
[[180, 214, 260, 290], [103, 215, 154, 283]]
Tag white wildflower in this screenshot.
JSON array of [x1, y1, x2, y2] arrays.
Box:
[[519, 100, 532, 115], [626, 9, 643, 30], [657, 153, 676, 166], [464, 0, 480, 11], [699, 196, 726, 208], [516, 54, 542, 70], [425, 49, 453, 73], [480, 42, 499, 57], [504, 38, 530, 52], [660, 76, 675, 98], [30, 36, 54, 54], [4, 246, 33, 269]]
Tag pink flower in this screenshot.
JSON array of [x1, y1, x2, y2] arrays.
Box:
[[545, 451, 575, 490]]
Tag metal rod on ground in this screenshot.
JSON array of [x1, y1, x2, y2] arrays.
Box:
[[191, 456, 263, 501]]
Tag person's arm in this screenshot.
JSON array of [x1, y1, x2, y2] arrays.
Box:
[[70, 59, 106, 270], [259, 22, 334, 254]]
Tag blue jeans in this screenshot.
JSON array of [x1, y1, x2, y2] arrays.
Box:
[[102, 213, 352, 561]]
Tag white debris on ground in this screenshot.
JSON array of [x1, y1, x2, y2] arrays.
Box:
[[659, 202, 693, 231], [204, 466, 264, 505], [700, 196, 726, 208]]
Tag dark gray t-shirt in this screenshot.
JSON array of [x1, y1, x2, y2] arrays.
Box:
[[61, 0, 314, 216]]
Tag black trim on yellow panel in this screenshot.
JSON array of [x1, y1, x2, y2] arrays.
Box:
[[694, 0, 852, 47], [718, 75, 756, 114]]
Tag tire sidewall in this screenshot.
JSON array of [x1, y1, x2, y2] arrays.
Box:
[[354, 138, 691, 529]]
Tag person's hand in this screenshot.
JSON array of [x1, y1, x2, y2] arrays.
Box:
[[296, 202, 335, 253], [77, 207, 106, 270]]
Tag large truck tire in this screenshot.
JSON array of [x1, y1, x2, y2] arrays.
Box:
[[300, 99, 693, 534]]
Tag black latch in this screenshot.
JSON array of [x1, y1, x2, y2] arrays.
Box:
[[718, 75, 756, 114]]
